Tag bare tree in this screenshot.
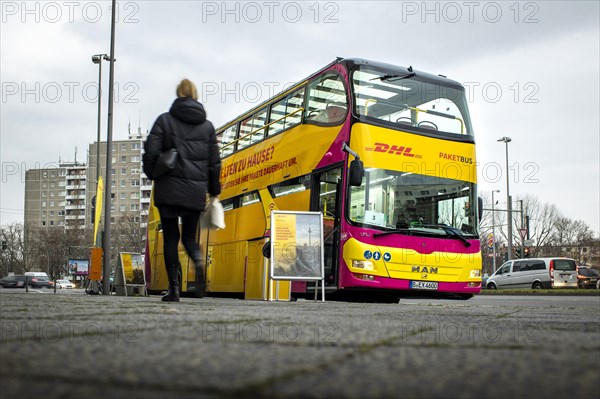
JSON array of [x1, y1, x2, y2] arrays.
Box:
[[113, 212, 145, 253], [25, 226, 89, 280], [0, 223, 26, 276]]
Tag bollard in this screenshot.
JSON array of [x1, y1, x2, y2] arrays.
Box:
[[25, 276, 28, 293]]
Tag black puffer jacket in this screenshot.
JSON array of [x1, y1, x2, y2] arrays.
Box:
[[143, 97, 221, 211]]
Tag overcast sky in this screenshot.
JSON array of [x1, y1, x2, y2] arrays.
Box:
[[1, 1, 599, 234]]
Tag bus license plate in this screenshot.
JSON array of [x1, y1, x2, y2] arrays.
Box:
[[410, 281, 438, 290]]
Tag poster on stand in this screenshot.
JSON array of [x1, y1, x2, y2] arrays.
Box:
[[270, 211, 324, 281], [114, 252, 146, 296]]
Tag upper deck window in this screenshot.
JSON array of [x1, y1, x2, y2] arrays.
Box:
[[218, 124, 237, 158], [304, 73, 348, 125], [352, 67, 473, 136], [238, 108, 268, 150], [268, 88, 305, 136]]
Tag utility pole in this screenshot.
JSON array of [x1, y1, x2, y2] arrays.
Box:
[[102, 0, 117, 296]]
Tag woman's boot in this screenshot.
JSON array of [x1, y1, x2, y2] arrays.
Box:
[[162, 267, 180, 302], [193, 252, 206, 298]]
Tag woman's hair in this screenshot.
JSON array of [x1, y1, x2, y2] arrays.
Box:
[[176, 78, 198, 100]]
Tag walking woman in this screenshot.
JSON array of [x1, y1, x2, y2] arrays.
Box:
[[143, 79, 221, 302]]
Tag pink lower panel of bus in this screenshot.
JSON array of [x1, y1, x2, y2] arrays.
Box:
[[338, 267, 481, 294], [290, 272, 480, 295]]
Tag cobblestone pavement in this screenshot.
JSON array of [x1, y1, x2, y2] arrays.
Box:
[[1, 290, 599, 398]]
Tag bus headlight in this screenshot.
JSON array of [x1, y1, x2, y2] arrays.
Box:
[[470, 270, 481, 278], [352, 260, 374, 270]]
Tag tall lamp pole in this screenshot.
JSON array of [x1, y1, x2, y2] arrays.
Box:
[[491, 189, 500, 272], [102, 0, 117, 295], [498, 136, 513, 260], [91, 54, 110, 189]]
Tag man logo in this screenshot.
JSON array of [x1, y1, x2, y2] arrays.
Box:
[[412, 265, 438, 274]]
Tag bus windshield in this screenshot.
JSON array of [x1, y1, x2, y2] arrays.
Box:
[[348, 169, 478, 237], [352, 66, 473, 136]]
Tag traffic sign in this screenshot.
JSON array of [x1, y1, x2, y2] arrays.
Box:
[[518, 228, 528, 240], [486, 233, 494, 249]]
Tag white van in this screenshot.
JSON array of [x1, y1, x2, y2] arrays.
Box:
[[24, 271, 49, 278], [486, 258, 578, 290]]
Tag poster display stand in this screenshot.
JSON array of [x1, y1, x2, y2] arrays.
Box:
[[113, 252, 147, 296], [269, 211, 325, 302]]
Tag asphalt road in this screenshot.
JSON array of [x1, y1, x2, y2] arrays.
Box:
[[1, 290, 598, 399]]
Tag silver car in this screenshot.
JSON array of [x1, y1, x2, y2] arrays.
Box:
[[486, 257, 578, 290]]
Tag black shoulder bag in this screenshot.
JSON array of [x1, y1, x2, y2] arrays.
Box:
[[153, 129, 178, 178]]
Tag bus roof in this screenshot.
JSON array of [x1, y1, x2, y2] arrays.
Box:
[[215, 57, 464, 132]]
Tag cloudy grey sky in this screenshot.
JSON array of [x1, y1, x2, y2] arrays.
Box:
[[1, 1, 599, 234]]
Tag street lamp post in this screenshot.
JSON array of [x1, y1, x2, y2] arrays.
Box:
[[491, 189, 500, 272], [91, 54, 110, 190], [498, 136, 513, 260]]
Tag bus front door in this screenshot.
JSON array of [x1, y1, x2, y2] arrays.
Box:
[[311, 166, 342, 288]]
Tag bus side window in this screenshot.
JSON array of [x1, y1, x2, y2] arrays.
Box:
[[305, 73, 347, 125], [218, 124, 237, 157], [268, 88, 305, 137], [238, 108, 268, 150]]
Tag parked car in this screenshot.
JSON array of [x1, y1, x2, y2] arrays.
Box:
[[0, 275, 28, 288], [486, 257, 578, 290], [56, 279, 76, 289], [577, 267, 600, 289], [0, 274, 54, 289], [26, 275, 54, 289]]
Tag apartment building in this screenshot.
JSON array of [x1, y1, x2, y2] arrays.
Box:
[[24, 162, 87, 229], [24, 130, 151, 232]]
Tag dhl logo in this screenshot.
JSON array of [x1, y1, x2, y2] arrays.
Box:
[[365, 142, 422, 159]]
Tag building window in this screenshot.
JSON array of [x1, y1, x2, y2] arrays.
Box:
[[131, 155, 140, 162], [131, 180, 140, 187], [131, 143, 141, 150], [120, 205, 126, 212], [121, 144, 127, 151], [42, 201, 47, 207], [121, 168, 127, 175], [120, 193, 126, 200], [120, 180, 126, 188]]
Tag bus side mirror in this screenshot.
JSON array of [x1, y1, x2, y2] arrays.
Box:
[[478, 196, 483, 221], [349, 159, 363, 187]]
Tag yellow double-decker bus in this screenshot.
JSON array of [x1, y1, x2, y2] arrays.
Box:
[[145, 58, 482, 301]]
